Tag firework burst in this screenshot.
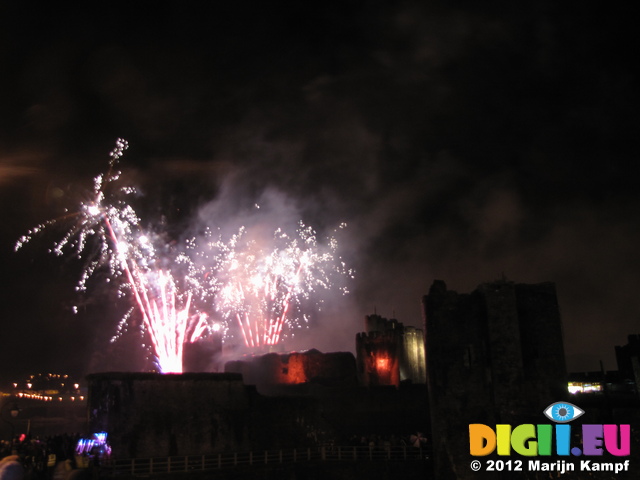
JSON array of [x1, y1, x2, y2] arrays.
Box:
[[16, 139, 214, 373], [16, 139, 354, 369], [213, 222, 353, 349]]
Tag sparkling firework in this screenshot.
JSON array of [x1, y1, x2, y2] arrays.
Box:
[[213, 222, 353, 349], [16, 139, 354, 369], [16, 139, 213, 373]]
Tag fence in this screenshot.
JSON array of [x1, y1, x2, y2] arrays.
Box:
[[102, 445, 428, 476]]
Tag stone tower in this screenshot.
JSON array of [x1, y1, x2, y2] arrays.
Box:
[[423, 279, 567, 479], [356, 314, 426, 387]]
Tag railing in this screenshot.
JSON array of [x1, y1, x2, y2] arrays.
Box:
[[102, 445, 428, 476]]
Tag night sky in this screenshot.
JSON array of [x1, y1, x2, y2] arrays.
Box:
[[0, 1, 637, 381]]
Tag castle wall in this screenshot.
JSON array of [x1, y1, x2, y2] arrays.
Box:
[[514, 282, 568, 402], [399, 327, 427, 385], [224, 350, 358, 392], [87, 373, 254, 458], [87, 371, 428, 459], [478, 281, 528, 419]]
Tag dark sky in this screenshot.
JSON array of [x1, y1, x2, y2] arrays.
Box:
[[0, 1, 638, 380]]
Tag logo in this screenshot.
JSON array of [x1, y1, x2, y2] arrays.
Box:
[[543, 401, 584, 423], [469, 402, 630, 457]]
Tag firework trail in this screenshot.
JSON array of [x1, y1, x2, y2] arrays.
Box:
[[16, 139, 213, 373], [213, 222, 353, 349]]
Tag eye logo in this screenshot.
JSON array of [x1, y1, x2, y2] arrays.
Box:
[[543, 402, 584, 423]]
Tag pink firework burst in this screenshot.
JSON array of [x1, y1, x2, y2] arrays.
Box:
[[16, 139, 215, 373], [213, 222, 353, 350]]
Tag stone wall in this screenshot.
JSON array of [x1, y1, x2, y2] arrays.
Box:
[[86, 370, 429, 459], [87, 373, 255, 457], [224, 350, 358, 392]]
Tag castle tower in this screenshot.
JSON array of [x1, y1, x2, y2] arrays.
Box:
[[423, 279, 567, 479], [356, 314, 426, 387]]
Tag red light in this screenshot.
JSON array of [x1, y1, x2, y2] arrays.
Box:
[[376, 357, 390, 371]]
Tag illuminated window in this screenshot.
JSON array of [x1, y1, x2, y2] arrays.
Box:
[[568, 381, 603, 394]]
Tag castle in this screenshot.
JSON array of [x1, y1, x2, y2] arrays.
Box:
[[87, 313, 431, 458], [87, 278, 581, 479]]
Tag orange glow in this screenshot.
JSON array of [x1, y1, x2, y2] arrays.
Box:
[[376, 356, 390, 372], [276, 354, 308, 384]]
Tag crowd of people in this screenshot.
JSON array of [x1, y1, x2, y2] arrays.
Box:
[[0, 434, 92, 480]]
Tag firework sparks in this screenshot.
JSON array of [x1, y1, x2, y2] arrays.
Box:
[[213, 222, 353, 349], [16, 139, 354, 368], [16, 139, 214, 373]]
